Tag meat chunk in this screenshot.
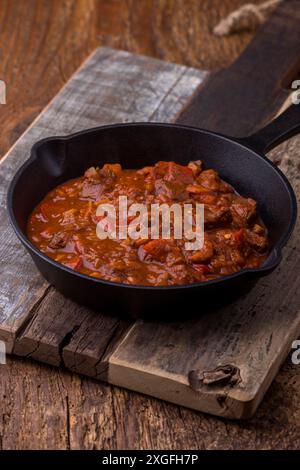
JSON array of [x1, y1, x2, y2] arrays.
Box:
[[101, 163, 122, 176], [81, 180, 104, 200], [138, 239, 184, 265], [153, 161, 194, 200], [84, 166, 100, 181], [48, 231, 69, 249], [188, 160, 202, 176], [61, 209, 77, 226], [155, 161, 194, 185], [187, 240, 214, 263], [186, 184, 210, 194], [230, 198, 257, 227], [138, 239, 170, 263], [198, 169, 233, 193], [245, 229, 268, 252], [84, 164, 122, 180], [137, 166, 153, 177], [82, 164, 120, 200], [167, 264, 190, 284], [154, 179, 180, 200], [228, 247, 245, 266], [204, 205, 231, 227]]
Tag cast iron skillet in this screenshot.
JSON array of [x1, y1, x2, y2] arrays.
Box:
[[7, 104, 299, 319]]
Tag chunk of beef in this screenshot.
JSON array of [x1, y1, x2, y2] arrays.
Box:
[[138, 239, 182, 264], [165, 162, 194, 184], [187, 239, 214, 263], [155, 161, 193, 184], [84, 164, 122, 181], [230, 197, 257, 227], [154, 162, 194, 200], [101, 163, 122, 176], [137, 166, 153, 177], [245, 229, 268, 252], [167, 264, 190, 284], [228, 247, 245, 266], [81, 180, 104, 200], [61, 209, 77, 226], [82, 164, 120, 200], [138, 239, 169, 262], [48, 231, 69, 249], [204, 206, 231, 227], [198, 169, 233, 193], [154, 179, 183, 200], [84, 167, 100, 181], [188, 160, 202, 176]]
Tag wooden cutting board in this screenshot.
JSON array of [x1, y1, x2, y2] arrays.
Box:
[[1, 1, 300, 419]]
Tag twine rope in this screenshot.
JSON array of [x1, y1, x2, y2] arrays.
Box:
[[213, 0, 281, 36]]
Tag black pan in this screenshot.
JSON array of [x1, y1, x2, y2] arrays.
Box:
[[7, 104, 298, 319]]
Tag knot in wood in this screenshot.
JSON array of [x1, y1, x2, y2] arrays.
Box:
[[188, 364, 241, 391]]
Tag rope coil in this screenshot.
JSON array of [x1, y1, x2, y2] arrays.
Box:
[[213, 0, 281, 36]]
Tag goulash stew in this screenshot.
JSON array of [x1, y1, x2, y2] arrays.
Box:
[[27, 161, 268, 286]]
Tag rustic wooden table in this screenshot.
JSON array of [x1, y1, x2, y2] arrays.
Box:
[[0, 0, 299, 450]]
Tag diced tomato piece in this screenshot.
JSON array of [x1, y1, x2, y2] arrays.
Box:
[[39, 202, 53, 221], [40, 201, 68, 221], [233, 228, 245, 246]]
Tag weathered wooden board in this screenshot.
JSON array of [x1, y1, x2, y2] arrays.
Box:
[[1, 46, 300, 419], [109, 165, 300, 418], [0, 47, 205, 352]]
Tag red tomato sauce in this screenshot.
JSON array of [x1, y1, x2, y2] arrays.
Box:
[[27, 160, 268, 286]]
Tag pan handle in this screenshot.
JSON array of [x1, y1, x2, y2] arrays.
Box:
[[240, 103, 300, 154]]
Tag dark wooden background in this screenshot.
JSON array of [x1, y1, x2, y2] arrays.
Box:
[[1, 0, 300, 450]]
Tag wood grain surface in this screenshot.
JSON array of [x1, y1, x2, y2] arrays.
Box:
[[1, 43, 300, 426], [0, 0, 260, 159], [0, 46, 205, 352], [1, 0, 300, 450]]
